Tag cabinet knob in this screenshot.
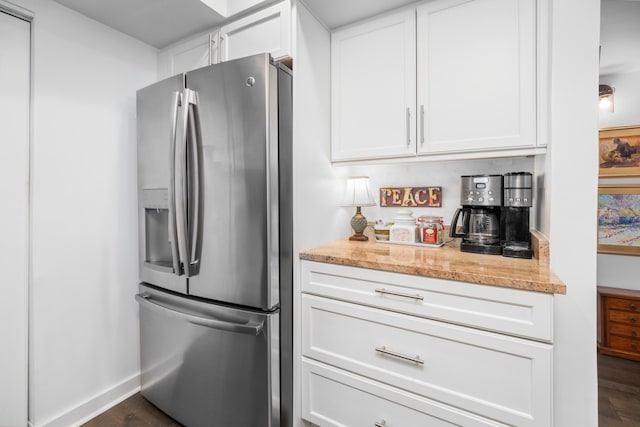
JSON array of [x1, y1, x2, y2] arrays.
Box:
[[632, 342, 638, 350], [632, 329, 638, 337], [631, 303, 637, 311], [631, 316, 637, 323]]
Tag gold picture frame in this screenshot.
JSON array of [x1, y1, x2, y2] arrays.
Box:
[[598, 184, 640, 256], [599, 125, 640, 177]]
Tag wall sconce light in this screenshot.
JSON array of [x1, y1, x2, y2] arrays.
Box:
[[599, 84, 615, 112], [341, 176, 376, 241]]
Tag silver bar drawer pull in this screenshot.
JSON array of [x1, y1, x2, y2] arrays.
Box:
[[375, 420, 386, 427], [375, 346, 424, 365], [375, 288, 424, 301]]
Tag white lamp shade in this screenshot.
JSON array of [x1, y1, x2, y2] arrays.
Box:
[[341, 176, 376, 207]]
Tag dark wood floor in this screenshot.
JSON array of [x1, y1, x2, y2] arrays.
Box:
[[82, 354, 640, 426], [81, 393, 182, 427], [599, 353, 640, 426]]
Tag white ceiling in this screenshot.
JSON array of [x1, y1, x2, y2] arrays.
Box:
[[52, 0, 416, 48], [53, 0, 276, 49], [600, 0, 640, 75], [53, 0, 225, 48]]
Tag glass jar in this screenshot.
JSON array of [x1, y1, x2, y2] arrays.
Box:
[[374, 218, 393, 241], [418, 215, 444, 245], [389, 209, 419, 243]]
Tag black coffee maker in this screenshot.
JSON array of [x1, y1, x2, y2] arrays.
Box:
[[501, 172, 533, 259], [450, 175, 503, 255]]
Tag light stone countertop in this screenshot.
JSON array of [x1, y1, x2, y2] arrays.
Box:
[[299, 236, 566, 295]]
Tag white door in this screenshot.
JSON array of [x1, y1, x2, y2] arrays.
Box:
[[417, 0, 536, 154], [331, 9, 416, 161], [0, 8, 30, 427]]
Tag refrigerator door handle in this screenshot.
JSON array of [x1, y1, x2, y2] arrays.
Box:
[[168, 91, 182, 276], [135, 293, 264, 336], [174, 90, 191, 276], [186, 93, 202, 269]]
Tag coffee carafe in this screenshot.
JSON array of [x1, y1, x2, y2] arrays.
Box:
[[450, 175, 503, 255], [501, 172, 533, 259]]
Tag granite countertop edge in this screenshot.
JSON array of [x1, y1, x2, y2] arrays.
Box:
[[299, 238, 567, 295]]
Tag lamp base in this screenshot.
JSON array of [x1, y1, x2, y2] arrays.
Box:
[[349, 234, 368, 242], [349, 206, 369, 242]]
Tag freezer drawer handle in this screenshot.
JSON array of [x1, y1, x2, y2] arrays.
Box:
[[375, 346, 424, 365], [135, 293, 263, 335]]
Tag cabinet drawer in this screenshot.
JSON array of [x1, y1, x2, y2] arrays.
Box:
[[302, 358, 507, 427], [606, 297, 640, 313], [302, 261, 553, 342], [609, 335, 640, 354], [302, 294, 552, 427], [608, 322, 640, 338], [608, 309, 640, 325]]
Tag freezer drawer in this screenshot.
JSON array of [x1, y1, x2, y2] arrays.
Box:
[[137, 284, 280, 427]]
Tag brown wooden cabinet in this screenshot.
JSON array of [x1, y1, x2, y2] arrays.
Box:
[[599, 286, 640, 361]]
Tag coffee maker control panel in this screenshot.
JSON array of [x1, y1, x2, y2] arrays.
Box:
[[460, 175, 502, 207], [504, 188, 533, 207]]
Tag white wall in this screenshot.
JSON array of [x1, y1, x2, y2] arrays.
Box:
[[12, 0, 158, 425], [291, 2, 341, 424], [599, 70, 640, 130], [546, 0, 600, 426], [339, 157, 533, 230], [292, 3, 342, 271], [597, 70, 640, 291]]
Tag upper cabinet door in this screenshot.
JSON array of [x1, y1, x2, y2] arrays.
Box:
[[416, 0, 536, 154], [167, 32, 214, 76], [220, 1, 291, 62], [331, 9, 417, 162]]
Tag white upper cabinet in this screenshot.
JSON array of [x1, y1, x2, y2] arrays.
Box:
[[158, 1, 291, 79], [330, 0, 543, 162], [331, 9, 417, 161], [220, 1, 291, 62], [416, 0, 536, 154], [162, 32, 218, 78]]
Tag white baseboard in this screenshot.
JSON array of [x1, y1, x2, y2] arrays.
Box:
[[34, 374, 140, 427]]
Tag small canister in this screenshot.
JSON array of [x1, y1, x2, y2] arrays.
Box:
[[418, 215, 444, 245], [389, 209, 419, 243]]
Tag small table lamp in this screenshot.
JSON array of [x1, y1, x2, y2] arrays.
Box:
[[341, 176, 376, 241]]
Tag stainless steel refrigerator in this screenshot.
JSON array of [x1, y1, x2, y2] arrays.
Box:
[[135, 53, 292, 427]]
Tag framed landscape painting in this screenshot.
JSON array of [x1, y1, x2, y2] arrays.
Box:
[[598, 185, 640, 256], [599, 126, 640, 177]]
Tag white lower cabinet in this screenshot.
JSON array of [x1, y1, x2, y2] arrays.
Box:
[[300, 261, 554, 427], [302, 359, 507, 427]]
